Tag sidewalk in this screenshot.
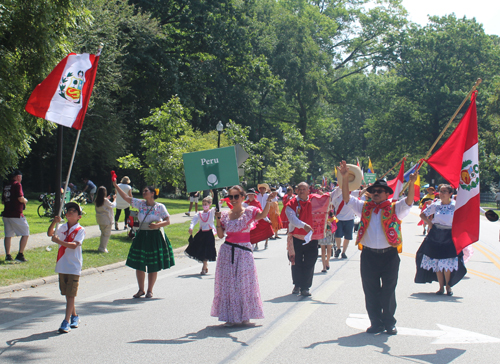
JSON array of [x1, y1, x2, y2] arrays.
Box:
[[0, 211, 196, 256]]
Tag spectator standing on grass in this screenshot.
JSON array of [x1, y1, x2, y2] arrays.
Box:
[[185, 190, 200, 216], [47, 202, 85, 334], [2, 170, 29, 262], [114, 176, 132, 230], [95, 186, 116, 253]]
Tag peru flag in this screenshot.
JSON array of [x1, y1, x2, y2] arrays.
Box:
[[25, 52, 100, 130], [426, 92, 479, 253], [387, 157, 405, 201]]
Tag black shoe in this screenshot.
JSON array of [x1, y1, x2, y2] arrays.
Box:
[[366, 325, 385, 334], [15, 253, 27, 262], [292, 286, 300, 295], [5, 254, 13, 262], [300, 289, 311, 297], [341, 253, 347, 259], [334, 249, 341, 258], [385, 326, 398, 335]]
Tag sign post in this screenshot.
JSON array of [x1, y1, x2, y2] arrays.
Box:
[[183, 146, 240, 194]]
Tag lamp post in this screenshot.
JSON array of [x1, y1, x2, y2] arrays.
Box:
[[215, 121, 224, 210]]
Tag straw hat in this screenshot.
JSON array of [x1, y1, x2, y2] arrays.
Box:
[[257, 183, 270, 192], [337, 164, 363, 192], [426, 186, 435, 193]]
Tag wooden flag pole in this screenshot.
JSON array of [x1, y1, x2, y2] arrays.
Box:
[[423, 78, 482, 161], [380, 155, 408, 180]]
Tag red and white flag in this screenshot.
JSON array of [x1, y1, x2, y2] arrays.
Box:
[[387, 158, 405, 201], [426, 92, 479, 253], [25, 52, 100, 129]]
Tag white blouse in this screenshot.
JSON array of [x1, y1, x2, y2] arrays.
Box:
[[189, 208, 216, 231]]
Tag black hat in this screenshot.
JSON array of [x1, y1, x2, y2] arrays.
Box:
[[246, 188, 257, 195], [10, 170, 22, 179], [64, 202, 82, 215], [485, 210, 499, 222], [366, 179, 393, 195]]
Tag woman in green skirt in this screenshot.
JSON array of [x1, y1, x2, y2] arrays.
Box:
[[113, 179, 175, 298]]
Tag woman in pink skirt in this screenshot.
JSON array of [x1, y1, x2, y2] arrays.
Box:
[[211, 185, 277, 326]]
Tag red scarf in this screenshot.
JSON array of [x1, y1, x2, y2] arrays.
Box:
[[56, 225, 82, 262], [245, 199, 262, 210], [365, 200, 392, 214]]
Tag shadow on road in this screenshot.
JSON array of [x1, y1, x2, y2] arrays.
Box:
[[409, 292, 462, 303], [129, 324, 259, 347]]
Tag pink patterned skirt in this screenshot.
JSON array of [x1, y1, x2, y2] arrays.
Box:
[[211, 242, 264, 323]]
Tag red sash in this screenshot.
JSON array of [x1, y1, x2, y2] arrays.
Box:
[[56, 225, 83, 262]]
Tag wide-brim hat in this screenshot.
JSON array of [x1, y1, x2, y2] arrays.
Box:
[[366, 179, 393, 195], [426, 186, 435, 193], [64, 202, 82, 215], [337, 164, 363, 192], [485, 210, 499, 222], [246, 188, 257, 195], [257, 183, 270, 192]]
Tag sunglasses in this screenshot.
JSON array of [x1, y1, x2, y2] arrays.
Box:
[[228, 194, 241, 200], [371, 189, 386, 194]]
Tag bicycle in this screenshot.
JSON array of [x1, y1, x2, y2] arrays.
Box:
[[37, 193, 56, 217]]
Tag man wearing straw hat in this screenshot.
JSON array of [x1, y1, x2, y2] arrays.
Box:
[[339, 161, 418, 335]]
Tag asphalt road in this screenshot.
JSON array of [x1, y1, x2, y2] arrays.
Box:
[[1, 206, 500, 364]]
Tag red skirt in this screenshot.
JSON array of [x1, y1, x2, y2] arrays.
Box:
[[250, 219, 274, 244], [280, 205, 289, 229]]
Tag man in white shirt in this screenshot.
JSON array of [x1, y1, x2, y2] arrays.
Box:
[[339, 161, 418, 336], [332, 189, 362, 259]]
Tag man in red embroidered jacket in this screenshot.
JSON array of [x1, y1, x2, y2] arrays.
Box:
[[47, 202, 86, 334], [339, 161, 418, 335], [285, 182, 339, 297]]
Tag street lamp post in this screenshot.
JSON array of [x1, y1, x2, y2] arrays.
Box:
[[215, 121, 224, 210]]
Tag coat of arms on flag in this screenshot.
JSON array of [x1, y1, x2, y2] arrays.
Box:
[[59, 70, 85, 103]]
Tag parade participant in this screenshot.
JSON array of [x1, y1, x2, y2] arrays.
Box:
[[211, 186, 277, 326], [255, 183, 271, 249], [2, 170, 29, 262], [339, 160, 418, 335], [185, 196, 217, 275], [319, 210, 337, 272], [114, 176, 132, 230], [269, 187, 283, 239], [113, 179, 175, 298], [47, 202, 85, 333], [244, 188, 274, 248], [285, 182, 331, 297], [185, 191, 200, 216], [280, 186, 295, 232], [414, 184, 466, 296], [332, 190, 356, 259], [95, 186, 116, 253], [82, 178, 97, 202]]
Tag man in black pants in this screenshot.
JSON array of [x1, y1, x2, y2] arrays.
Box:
[[285, 182, 316, 297], [339, 161, 418, 335]]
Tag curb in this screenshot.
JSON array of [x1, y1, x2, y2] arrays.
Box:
[[0, 245, 191, 296]]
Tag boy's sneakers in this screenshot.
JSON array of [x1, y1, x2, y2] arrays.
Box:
[[5, 254, 13, 262], [70, 315, 80, 328], [15, 253, 27, 262], [58, 320, 71, 333]]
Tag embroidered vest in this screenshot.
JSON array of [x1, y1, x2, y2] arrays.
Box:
[[355, 201, 403, 253]]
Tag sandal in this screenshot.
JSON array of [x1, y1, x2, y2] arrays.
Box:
[[145, 291, 153, 298], [133, 290, 145, 298], [436, 289, 444, 295], [446, 289, 453, 296]]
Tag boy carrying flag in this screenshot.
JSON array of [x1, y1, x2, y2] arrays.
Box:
[[47, 202, 86, 333]]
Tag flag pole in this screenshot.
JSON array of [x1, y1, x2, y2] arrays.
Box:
[[57, 129, 82, 217], [380, 155, 408, 179], [423, 78, 482, 160]]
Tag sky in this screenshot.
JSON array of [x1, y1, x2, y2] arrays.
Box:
[[401, 0, 500, 36]]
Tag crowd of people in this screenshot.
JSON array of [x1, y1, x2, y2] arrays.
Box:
[[1, 164, 487, 334]]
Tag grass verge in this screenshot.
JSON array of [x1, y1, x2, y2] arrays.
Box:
[[0, 197, 190, 238], [0, 221, 191, 287]]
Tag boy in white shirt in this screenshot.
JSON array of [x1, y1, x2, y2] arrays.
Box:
[[47, 202, 86, 334]]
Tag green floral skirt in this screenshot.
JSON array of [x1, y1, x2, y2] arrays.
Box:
[[126, 229, 175, 273]]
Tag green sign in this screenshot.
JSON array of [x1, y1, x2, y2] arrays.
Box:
[[183, 146, 240, 192], [364, 172, 377, 184]]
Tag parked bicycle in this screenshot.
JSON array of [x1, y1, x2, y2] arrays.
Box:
[[37, 193, 56, 217]]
